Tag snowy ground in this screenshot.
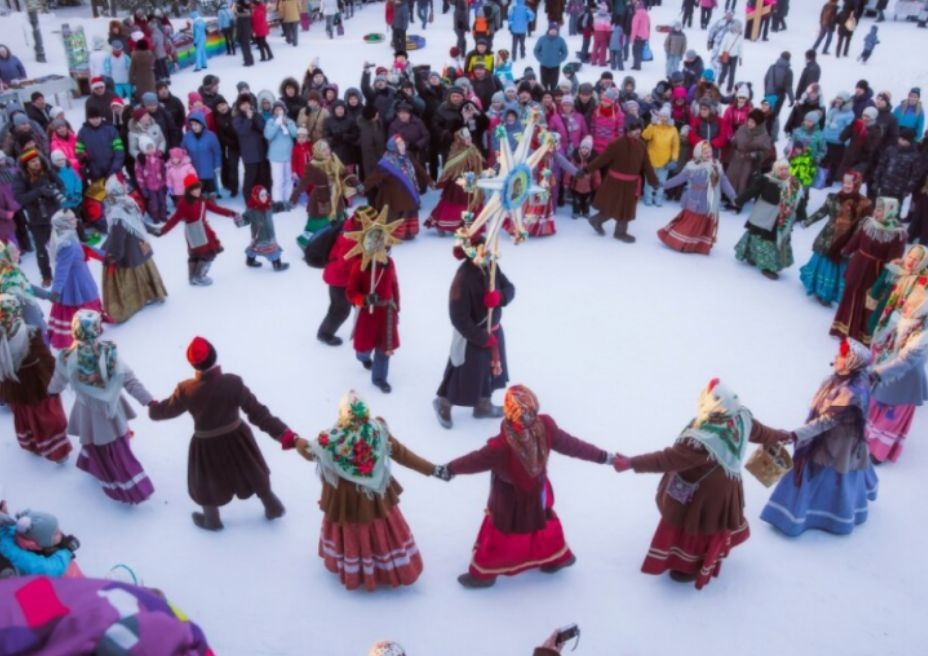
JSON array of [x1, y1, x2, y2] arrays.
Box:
[[2, 3, 928, 655]]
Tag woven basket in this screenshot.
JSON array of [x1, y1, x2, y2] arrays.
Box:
[[745, 443, 793, 488]]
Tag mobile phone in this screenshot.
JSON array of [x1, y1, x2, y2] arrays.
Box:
[[556, 623, 580, 647]]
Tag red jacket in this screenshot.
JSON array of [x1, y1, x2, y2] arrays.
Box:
[[447, 415, 609, 533], [252, 3, 270, 37], [322, 219, 358, 287], [291, 140, 313, 179], [346, 257, 400, 353], [688, 115, 729, 153], [161, 197, 236, 256]]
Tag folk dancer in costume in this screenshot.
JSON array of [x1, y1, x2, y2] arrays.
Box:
[[866, 289, 928, 464], [444, 385, 619, 588], [830, 197, 907, 344], [148, 337, 303, 530], [296, 391, 449, 591], [613, 379, 792, 589], [48, 310, 154, 504], [292, 140, 362, 249], [584, 117, 658, 243], [0, 294, 70, 462], [153, 174, 240, 287], [47, 210, 103, 350], [865, 245, 928, 342], [240, 185, 289, 271], [0, 242, 48, 337], [761, 340, 879, 536], [343, 208, 403, 394], [100, 175, 167, 323], [657, 140, 737, 255], [798, 171, 870, 307], [426, 128, 484, 236], [433, 238, 516, 428], [733, 160, 802, 280], [364, 135, 434, 241]]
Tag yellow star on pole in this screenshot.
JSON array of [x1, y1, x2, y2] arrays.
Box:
[[343, 205, 404, 270]]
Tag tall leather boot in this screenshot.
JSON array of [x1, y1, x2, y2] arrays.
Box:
[[588, 212, 607, 236], [614, 219, 636, 243], [260, 490, 286, 519], [192, 506, 224, 531]]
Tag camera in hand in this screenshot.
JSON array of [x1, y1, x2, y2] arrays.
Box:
[[556, 623, 580, 647]]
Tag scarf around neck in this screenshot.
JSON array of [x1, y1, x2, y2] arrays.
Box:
[[677, 408, 754, 479], [378, 151, 420, 206], [310, 413, 392, 498]]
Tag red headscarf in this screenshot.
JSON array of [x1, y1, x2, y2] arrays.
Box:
[[247, 185, 272, 210]]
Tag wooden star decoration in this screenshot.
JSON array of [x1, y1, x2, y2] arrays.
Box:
[[343, 205, 404, 270]]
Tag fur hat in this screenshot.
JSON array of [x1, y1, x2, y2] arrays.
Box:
[[862, 106, 879, 121], [186, 336, 216, 370]]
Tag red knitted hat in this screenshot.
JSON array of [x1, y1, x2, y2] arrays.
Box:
[[90, 76, 105, 89], [183, 173, 201, 190], [132, 107, 148, 122], [186, 336, 216, 370]]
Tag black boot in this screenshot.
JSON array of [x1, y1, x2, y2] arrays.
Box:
[[260, 491, 285, 520], [588, 213, 607, 236], [614, 219, 636, 243], [457, 572, 496, 588], [317, 333, 343, 346], [433, 397, 453, 429], [473, 397, 503, 418], [246, 256, 262, 268], [192, 506, 224, 531], [272, 259, 290, 272]]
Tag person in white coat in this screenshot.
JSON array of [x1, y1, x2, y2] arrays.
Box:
[[322, 0, 340, 39], [715, 20, 743, 94], [263, 101, 299, 210]]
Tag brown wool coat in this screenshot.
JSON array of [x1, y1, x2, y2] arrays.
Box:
[[289, 161, 359, 216], [364, 156, 433, 216], [129, 49, 156, 99], [317, 436, 435, 525], [726, 124, 774, 196], [0, 332, 56, 406], [586, 137, 659, 221], [630, 419, 791, 535]]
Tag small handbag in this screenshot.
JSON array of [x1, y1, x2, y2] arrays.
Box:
[[745, 443, 793, 488], [719, 51, 731, 65], [666, 465, 718, 505]]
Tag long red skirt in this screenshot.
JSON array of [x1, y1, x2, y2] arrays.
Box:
[[641, 519, 750, 590], [319, 506, 423, 592], [866, 401, 916, 463], [468, 511, 573, 581], [393, 214, 420, 240], [48, 299, 103, 349], [657, 209, 716, 255], [12, 398, 71, 462]]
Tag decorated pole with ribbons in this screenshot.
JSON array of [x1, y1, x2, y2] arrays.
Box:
[[452, 111, 554, 374]]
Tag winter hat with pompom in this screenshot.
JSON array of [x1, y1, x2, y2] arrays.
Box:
[[580, 135, 593, 151], [50, 150, 68, 166], [15, 511, 60, 549]]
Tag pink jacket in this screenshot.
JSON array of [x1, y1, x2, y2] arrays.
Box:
[[590, 106, 625, 153], [135, 151, 166, 192], [560, 109, 590, 153], [164, 147, 196, 196], [50, 132, 82, 179], [630, 7, 650, 41], [699, 0, 717, 8]]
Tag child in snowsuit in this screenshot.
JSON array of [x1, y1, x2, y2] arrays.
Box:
[[134, 135, 167, 223], [165, 147, 196, 206], [610, 20, 625, 71], [240, 185, 289, 271], [0, 510, 81, 578], [566, 135, 601, 218], [49, 151, 83, 214], [859, 26, 880, 63]]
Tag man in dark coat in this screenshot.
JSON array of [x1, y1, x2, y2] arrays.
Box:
[[872, 127, 921, 203], [232, 95, 269, 200], [837, 107, 883, 182], [417, 69, 449, 178], [11, 149, 65, 284], [198, 74, 227, 111], [361, 65, 399, 132], [470, 63, 502, 112], [851, 80, 875, 119], [76, 108, 126, 182], [433, 243, 516, 429], [156, 81, 187, 135], [24, 92, 51, 131], [794, 50, 821, 103], [148, 336, 306, 531], [584, 118, 658, 243], [323, 100, 361, 168], [357, 104, 386, 182], [84, 77, 118, 123], [873, 91, 900, 153], [388, 103, 430, 168], [763, 51, 794, 119], [432, 87, 465, 169]]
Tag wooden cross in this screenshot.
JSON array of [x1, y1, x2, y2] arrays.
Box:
[[747, 0, 774, 42]]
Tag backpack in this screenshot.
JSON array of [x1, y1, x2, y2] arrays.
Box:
[[302, 219, 343, 268]]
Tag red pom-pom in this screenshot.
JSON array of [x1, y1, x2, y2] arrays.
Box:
[[186, 336, 213, 367], [183, 174, 201, 190], [839, 339, 850, 357], [707, 377, 720, 391], [483, 290, 502, 308]]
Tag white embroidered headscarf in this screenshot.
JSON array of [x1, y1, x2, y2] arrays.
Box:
[[0, 294, 31, 383], [104, 174, 148, 241], [48, 210, 80, 262], [679, 378, 754, 479]]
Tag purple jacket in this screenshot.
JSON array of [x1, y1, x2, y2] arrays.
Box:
[[560, 109, 589, 154], [52, 240, 100, 305], [135, 152, 166, 192], [0, 181, 19, 246], [663, 163, 737, 214]]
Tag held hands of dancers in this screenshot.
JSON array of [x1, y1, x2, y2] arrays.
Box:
[[296, 437, 315, 462], [612, 453, 632, 473], [433, 465, 453, 481]]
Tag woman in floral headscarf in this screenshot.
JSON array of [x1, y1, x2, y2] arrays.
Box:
[[46, 210, 103, 350], [47, 309, 154, 504], [613, 379, 792, 589], [831, 197, 908, 344], [866, 290, 928, 464], [425, 127, 484, 235], [733, 159, 802, 280], [291, 139, 362, 249], [364, 134, 434, 241], [761, 339, 878, 536], [0, 241, 47, 336], [866, 244, 928, 343], [444, 385, 618, 588], [101, 174, 167, 324], [299, 390, 445, 592], [0, 294, 70, 462]]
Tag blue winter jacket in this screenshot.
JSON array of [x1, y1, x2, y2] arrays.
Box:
[[181, 112, 221, 180], [233, 113, 268, 164], [76, 122, 125, 181], [508, 0, 534, 35], [192, 14, 207, 46], [0, 49, 26, 84], [610, 25, 625, 51], [863, 28, 879, 51], [217, 7, 233, 29], [893, 102, 925, 141], [0, 526, 73, 577], [56, 164, 83, 209], [533, 30, 568, 68], [823, 105, 854, 145], [263, 115, 298, 163]]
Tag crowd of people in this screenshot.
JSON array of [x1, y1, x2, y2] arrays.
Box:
[[1, 0, 927, 654]]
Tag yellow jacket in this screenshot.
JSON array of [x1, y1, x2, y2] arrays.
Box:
[[641, 122, 680, 169]]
